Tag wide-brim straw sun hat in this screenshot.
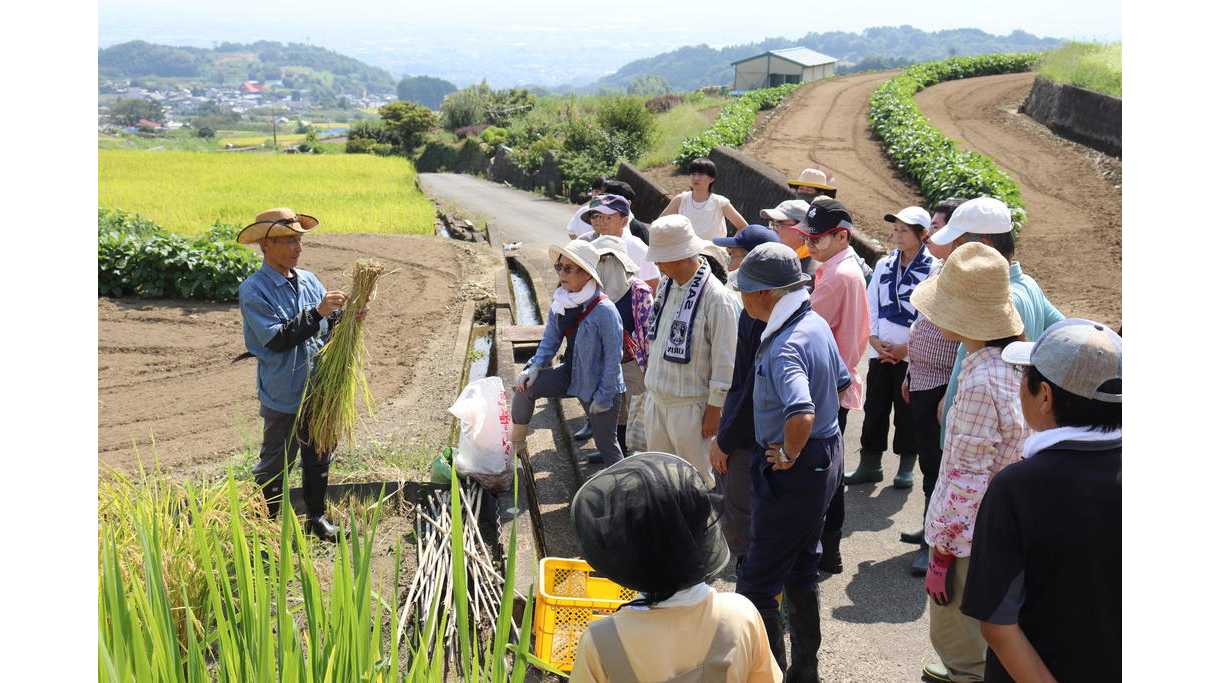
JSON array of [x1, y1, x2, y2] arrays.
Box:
[[237, 207, 320, 244], [910, 242, 1024, 341], [589, 235, 640, 274], [787, 167, 835, 191], [647, 214, 712, 263], [571, 452, 730, 595], [547, 239, 604, 289]]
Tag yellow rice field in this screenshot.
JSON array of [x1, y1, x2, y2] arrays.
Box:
[[98, 149, 435, 236]]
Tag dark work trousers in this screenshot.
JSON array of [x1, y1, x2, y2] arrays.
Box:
[[908, 384, 948, 502], [253, 404, 333, 517], [511, 363, 624, 465], [861, 358, 916, 457], [819, 407, 851, 558], [738, 433, 844, 609], [717, 447, 756, 559]]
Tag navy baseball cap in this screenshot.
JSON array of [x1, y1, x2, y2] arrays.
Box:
[[712, 224, 780, 252], [581, 194, 631, 223]]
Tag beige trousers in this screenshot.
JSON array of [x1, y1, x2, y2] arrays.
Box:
[[618, 359, 646, 427], [644, 392, 714, 487], [928, 555, 986, 682]]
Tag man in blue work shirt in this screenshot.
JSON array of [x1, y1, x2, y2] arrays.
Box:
[[708, 224, 780, 577], [732, 243, 851, 682], [237, 208, 360, 541], [928, 197, 1064, 448]]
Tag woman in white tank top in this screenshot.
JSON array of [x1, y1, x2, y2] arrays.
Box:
[[660, 157, 748, 241]]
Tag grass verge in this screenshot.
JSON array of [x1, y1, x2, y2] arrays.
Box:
[[1036, 42, 1121, 97]]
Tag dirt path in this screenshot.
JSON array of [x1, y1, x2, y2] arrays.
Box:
[[98, 234, 499, 475], [743, 71, 925, 241], [915, 72, 1122, 327]]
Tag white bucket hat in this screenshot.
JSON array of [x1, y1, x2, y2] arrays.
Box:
[[647, 215, 712, 263], [590, 234, 639, 274], [547, 239, 604, 288]]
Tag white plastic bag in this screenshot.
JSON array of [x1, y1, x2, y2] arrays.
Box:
[[447, 376, 513, 491]]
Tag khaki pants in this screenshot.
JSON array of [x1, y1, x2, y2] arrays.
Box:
[[618, 359, 645, 427], [644, 392, 714, 487], [928, 555, 986, 682]]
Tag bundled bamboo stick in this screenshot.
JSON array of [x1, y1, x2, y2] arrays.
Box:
[[298, 259, 385, 453]]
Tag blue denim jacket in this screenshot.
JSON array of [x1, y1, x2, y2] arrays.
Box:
[[528, 298, 625, 407], [238, 263, 331, 414]]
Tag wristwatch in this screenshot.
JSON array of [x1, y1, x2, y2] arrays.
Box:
[[776, 446, 792, 464]]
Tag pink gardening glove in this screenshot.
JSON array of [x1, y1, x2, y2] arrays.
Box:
[[925, 548, 956, 606]]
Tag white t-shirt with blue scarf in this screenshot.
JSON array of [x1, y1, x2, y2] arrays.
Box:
[[866, 246, 937, 357]]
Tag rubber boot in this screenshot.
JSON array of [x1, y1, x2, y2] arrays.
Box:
[[910, 497, 931, 576], [902, 496, 931, 544], [893, 453, 918, 489], [760, 607, 788, 672], [302, 464, 338, 543], [572, 420, 593, 443], [783, 583, 822, 683], [818, 531, 843, 575], [255, 471, 286, 520], [844, 450, 884, 485]]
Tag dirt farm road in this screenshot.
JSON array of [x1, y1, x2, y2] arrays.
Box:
[[746, 70, 1121, 328]]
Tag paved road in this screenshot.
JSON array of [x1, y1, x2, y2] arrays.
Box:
[[421, 171, 937, 681]]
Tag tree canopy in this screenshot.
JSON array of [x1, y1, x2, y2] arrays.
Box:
[[396, 75, 458, 110]]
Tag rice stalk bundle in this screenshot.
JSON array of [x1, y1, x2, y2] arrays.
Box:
[[299, 258, 385, 454]]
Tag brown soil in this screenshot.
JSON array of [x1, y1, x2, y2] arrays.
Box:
[[743, 70, 1120, 327], [914, 72, 1122, 327], [98, 234, 499, 475]]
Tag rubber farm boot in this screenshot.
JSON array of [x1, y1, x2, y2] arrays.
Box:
[[759, 607, 788, 673], [893, 453, 918, 489], [844, 450, 884, 485], [783, 584, 822, 683], [901, 496, 931, 544], [910, 542, 930, 577], [818, 530, 843, 575], [255, 471, 285, 520], [302, 465, 338, 543]]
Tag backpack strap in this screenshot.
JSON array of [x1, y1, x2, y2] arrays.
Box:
[[587, 617, 638, 683]]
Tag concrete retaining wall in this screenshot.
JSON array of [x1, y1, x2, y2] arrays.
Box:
[[1020, 75, 1121, 158], [615, 161, 670, 223], [708, 146, 884, 266]]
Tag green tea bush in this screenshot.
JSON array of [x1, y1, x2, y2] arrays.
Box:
[[98, 209, 260, 301], [480, 125, 509, 147], [868, 53, 1039, 235], [675, 83, 798, 167]]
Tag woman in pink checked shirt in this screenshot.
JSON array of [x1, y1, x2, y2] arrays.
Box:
[[908, 241, 1030, 683]]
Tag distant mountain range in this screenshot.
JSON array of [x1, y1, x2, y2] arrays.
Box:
[[586, 26, 1063, 92], [98, 40, 397, 97]]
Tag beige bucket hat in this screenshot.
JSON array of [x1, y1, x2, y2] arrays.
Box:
[[647, 214, 712, 263], [547, 239, 604, 288], [787, 168, 836, 192], [237, 207, 320, 244], [910, 242, 1024, 341], [590, 235, 640, 274]]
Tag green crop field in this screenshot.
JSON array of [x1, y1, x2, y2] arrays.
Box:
[[99, 149, 435, 236], [1037, 42, 1121, 97]]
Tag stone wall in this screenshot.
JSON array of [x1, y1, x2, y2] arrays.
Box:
[[615, 162, 671, 223], [1020, 75, 1121, 158], [708, 146, 884, 265]]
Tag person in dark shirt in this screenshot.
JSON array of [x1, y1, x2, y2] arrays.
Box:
[[961, 318, 1122, 683], [707, 225, 780, 575]]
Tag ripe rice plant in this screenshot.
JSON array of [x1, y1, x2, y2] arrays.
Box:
[[868, 53, 1038, 236], [298, 259, 386, 454]]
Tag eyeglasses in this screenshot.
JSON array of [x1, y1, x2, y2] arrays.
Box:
[[769, 220, 798, 229], [554, 262, 581, 275]]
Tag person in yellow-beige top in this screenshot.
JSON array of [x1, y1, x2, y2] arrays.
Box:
[[569, 452, 782, 683]]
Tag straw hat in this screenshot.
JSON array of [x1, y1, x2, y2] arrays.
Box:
[[910, 242, 1023, 341], [590, 235, 639, 274], [547, 239, 604, 288], [787, 168, 835, 192], [647, 214, 712, 263], [236, 207, 319, 245]]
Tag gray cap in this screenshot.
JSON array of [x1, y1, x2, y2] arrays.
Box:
[[730, 242, 812, 293], [1001, 318, 1122, 403]]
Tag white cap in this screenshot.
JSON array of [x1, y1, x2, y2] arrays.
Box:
[[884, 206, 932, 230], [929, 197, 1013, 246]]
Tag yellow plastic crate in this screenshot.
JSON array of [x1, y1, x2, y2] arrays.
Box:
[[532, 557, 638, 672]]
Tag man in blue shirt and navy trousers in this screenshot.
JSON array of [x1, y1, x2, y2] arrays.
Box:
[[237, 208, 359, 541], [732, 243, 850, 682]]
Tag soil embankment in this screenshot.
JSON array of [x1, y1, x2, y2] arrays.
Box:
[[98, 234, 499, 474]]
